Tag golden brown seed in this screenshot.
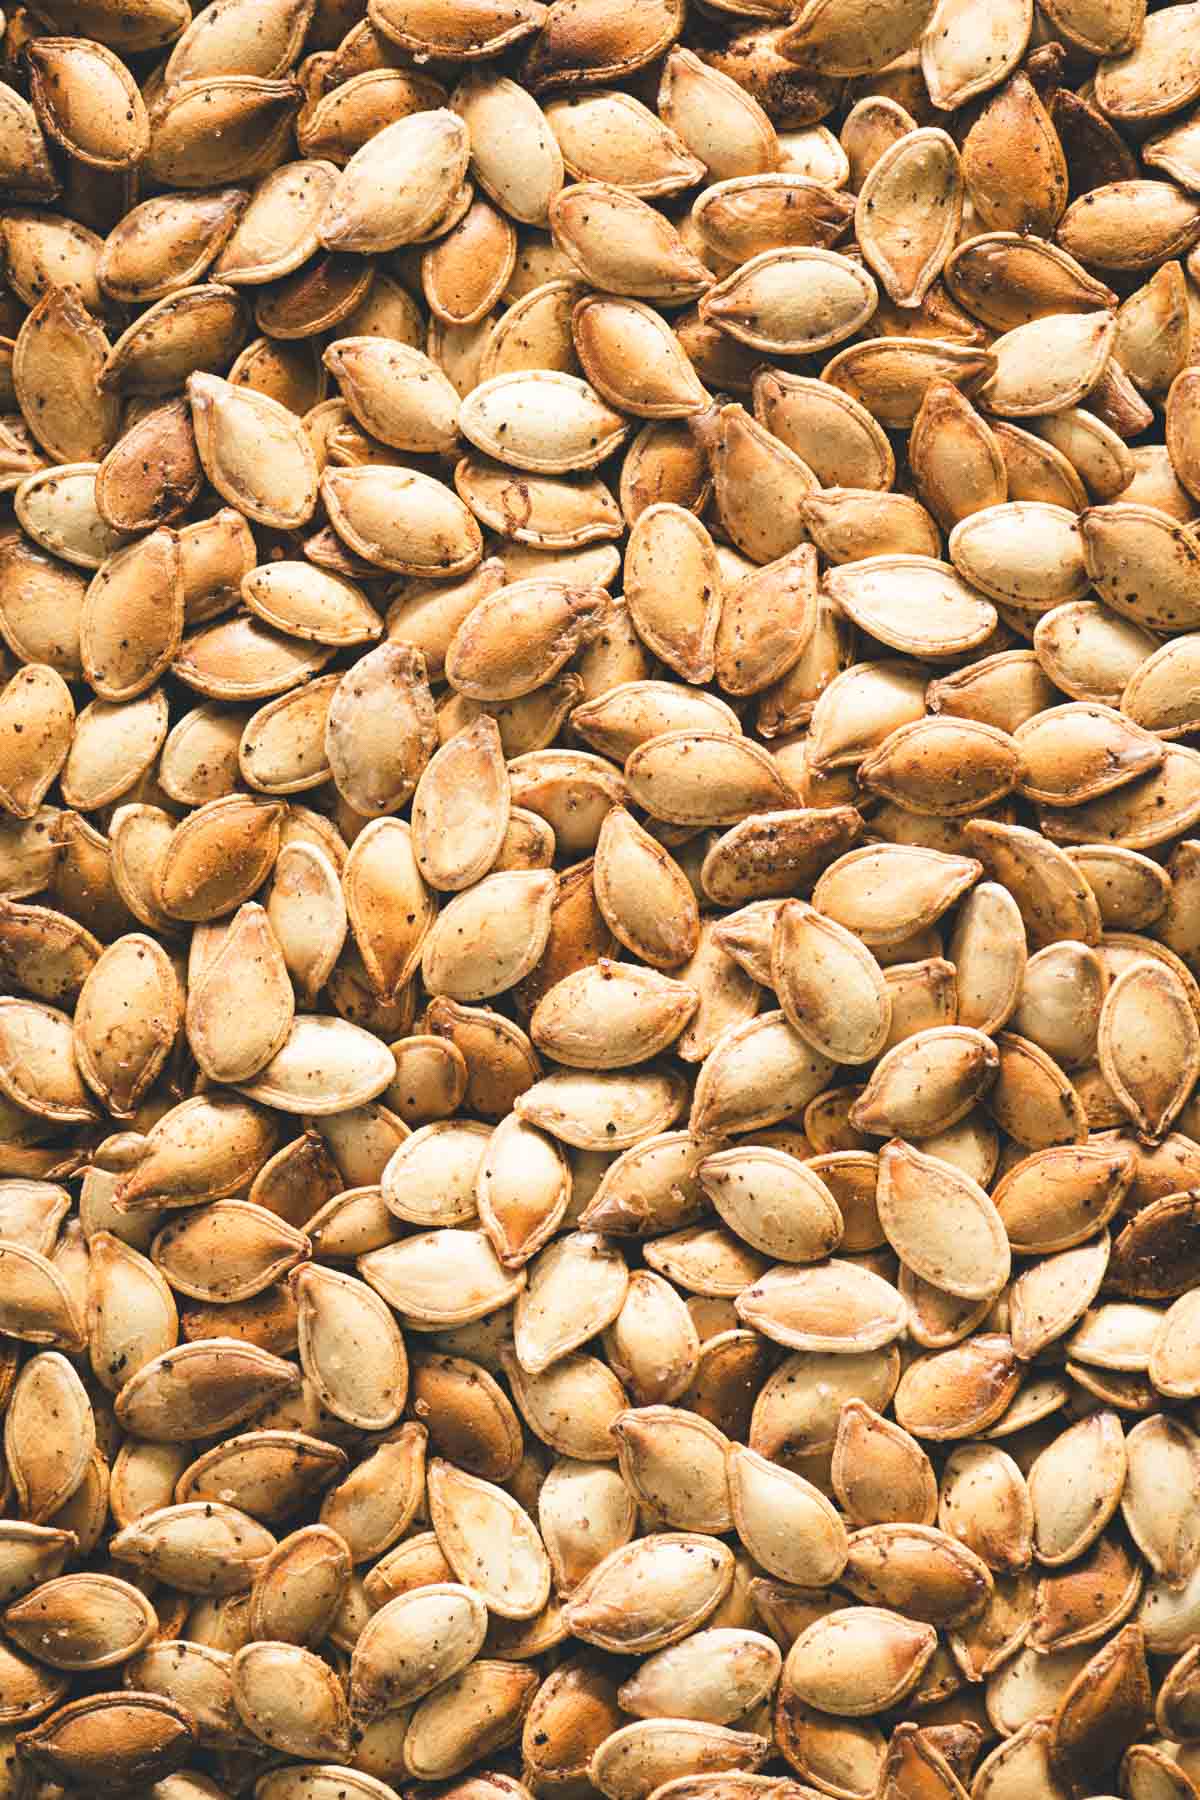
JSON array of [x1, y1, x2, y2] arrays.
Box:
[[3, 1573, 156, 1671], [1, 9, 1200, 1792], [564, 1533, 734, 1653], [4, 1351, 93, 1526], [352, 1583, 488, 1717], [428, 1458, 550, 1620], [185, 905, 293, 1085], [114, 1340, 299, 1441], [701, 249, 877, 356], [17, 1692, 195, 1791], [13, 287, 120, 467], [783, 1607, 937, 1717], [857, 130, 963, 307], [771, 899, 891, 1065]]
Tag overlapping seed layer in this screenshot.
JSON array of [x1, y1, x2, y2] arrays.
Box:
[[3, 2, 1200, 1799]]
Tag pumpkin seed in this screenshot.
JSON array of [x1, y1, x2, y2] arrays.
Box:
[[782, 1606, 937, 1717]]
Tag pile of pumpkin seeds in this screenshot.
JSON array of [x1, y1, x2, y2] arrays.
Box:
[[8, 0, 1200, 1796]]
